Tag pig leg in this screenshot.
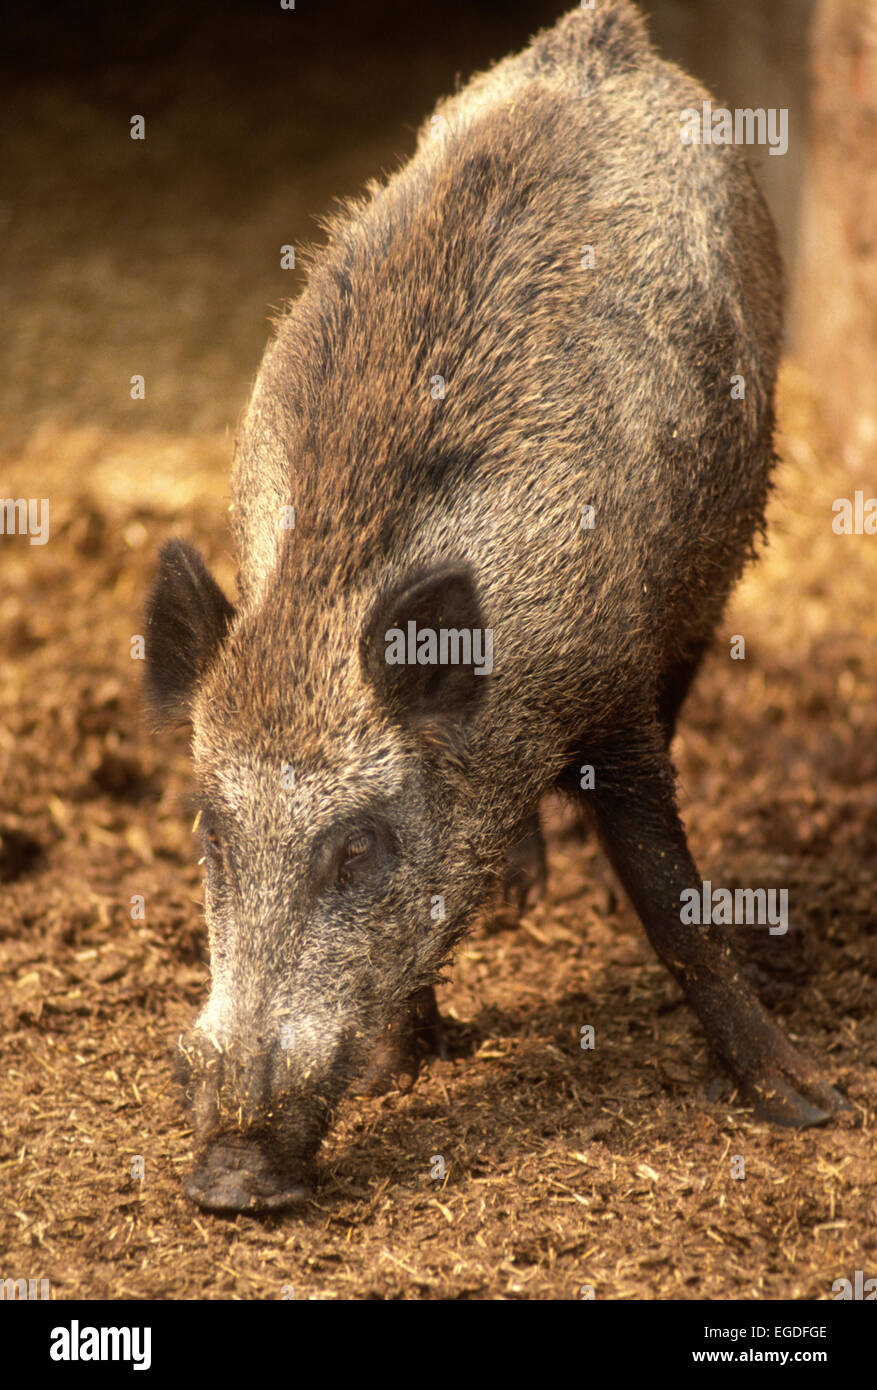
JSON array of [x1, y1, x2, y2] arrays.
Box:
[[357, 985, 447, 1095], [358, 810, 547, 1095], [362, 809, 547, 1097], [502, 809, 548, 910], [576, 738, 848, 1126], [657, 641, 709, 746]]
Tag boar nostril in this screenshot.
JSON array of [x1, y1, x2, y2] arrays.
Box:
[[185, 1139, 311, 1214]]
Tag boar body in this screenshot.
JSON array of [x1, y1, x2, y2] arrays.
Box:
[[147, 2, 846, 1213]]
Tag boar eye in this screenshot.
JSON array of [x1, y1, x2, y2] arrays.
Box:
[[336, 830, 375, 885]]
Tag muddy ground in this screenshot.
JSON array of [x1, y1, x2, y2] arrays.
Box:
[[1, 5, 874, 1300]]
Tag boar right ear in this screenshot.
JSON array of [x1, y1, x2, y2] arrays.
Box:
[[144, 540, 236, 726], [360, 562, 490, 726]]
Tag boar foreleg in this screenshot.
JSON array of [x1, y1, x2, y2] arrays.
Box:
[[577, 738, 849, 1127]]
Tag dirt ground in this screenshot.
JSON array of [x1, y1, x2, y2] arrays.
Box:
[[1, 11, 875, 1301]]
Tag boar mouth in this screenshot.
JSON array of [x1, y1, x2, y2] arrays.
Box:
[[184, 1134, 313, 1214], [178, 1025, 355, 1215]]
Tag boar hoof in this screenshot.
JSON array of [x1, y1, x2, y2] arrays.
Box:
[[184, 1139, 311, 1213], [743, 1061, 850, 1129]]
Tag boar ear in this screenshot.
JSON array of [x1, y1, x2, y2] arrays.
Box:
[[144, 540, 236, 726], [360, 562, 490, 723]]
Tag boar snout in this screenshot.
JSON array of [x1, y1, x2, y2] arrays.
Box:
[[179, 1028, 337, 1214], [185, 1134, 312, 1214]]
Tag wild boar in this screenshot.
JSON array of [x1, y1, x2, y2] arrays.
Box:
[[146, 1, 847, 1213]]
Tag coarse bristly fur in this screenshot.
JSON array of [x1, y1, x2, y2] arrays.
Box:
[[145, 3, 846, 1214]]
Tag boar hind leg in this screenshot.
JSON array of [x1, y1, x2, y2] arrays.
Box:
[[657, 641, 709, 747], [578, 738, 848, 1127], [357, 986, 447, 1096], [502, 810, 548, 911]]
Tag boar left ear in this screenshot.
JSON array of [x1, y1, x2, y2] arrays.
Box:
[[360, 562, 490, 724], [144, 540, 236, 727]]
